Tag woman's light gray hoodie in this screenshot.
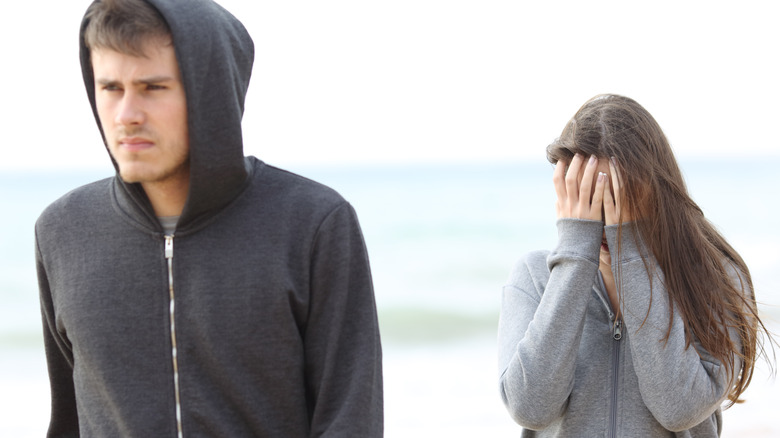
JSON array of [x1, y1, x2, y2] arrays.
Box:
[[498, 219, 736, 437]]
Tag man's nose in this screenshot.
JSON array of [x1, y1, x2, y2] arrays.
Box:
[[115, 93, 144, 126]]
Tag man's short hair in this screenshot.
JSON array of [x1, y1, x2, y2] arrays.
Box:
[[84, 0, 172, 56]]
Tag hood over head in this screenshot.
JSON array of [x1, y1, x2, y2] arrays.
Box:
[[79, 0, 254, 232]]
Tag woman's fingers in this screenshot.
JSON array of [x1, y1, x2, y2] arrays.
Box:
[[553, 160, 569, 218], [565, 154, 584, 205], [590, 171, 606, 220], [553, 160, 567, 204], [578, 155, 599, 216], [603, 173, 617, 225], [554, 154, 617, 221], [609, 158, 622, 222]]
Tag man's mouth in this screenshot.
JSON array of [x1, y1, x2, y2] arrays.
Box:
[[118, 137, 154, 152]]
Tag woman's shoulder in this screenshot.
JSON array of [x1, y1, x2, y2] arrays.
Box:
[[516, 250, 551, 272], [504, 250, 552, 297]]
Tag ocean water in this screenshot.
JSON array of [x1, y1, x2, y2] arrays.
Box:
[[1, 159, 778, 436]]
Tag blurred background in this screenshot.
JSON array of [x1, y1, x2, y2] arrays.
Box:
[[2, 1, 778, 436]]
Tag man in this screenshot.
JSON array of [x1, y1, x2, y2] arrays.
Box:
[[35, 0, 383, 436]]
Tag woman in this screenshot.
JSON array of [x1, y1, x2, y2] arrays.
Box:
[[497, 94, 771, 436]]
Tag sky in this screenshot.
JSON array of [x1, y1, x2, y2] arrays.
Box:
[[2, 1, 778, 171]]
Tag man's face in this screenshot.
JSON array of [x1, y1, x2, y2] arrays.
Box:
[[91, 39, 189, 188]]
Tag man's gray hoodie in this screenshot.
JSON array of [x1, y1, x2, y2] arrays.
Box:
[[498, 219, 736, 437], [35, 1, 383, 436]]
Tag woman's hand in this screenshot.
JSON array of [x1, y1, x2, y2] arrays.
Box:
[[553, 154, 608, 221], [603, 158, 622, 226]]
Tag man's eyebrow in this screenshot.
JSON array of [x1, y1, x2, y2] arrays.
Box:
[[134, 76, 177, 85], [95, 78, 119, 87], [95, 76, 177, 86]]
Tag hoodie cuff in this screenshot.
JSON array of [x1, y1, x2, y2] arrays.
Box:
[[552, 218, 603, 263], [604, 223, 649, 264]]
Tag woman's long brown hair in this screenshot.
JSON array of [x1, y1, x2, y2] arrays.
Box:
[[546, 94, 773, 406]]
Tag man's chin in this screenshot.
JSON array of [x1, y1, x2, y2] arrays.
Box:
[[117, 171, 141, 184], [117, 167, 150, 184], [115, 158, 158, 181], [116, 164, 189, 187]]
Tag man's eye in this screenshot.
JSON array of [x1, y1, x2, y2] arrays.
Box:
[[103, 85, 121, 92], [147, 84, 166, 90]]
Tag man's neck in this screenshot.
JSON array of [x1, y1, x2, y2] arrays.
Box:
[[142, 179, 189, 217]]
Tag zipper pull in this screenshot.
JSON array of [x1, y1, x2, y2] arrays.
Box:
[[613, 320, 622, 341], [165, 235, 174, 259]]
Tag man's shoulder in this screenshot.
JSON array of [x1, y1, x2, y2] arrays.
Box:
[[36, 177, 114, 228], [251, 160, 346, 209]]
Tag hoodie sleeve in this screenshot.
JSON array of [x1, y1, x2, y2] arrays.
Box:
[[605, 224, 734, 432], [303, 202, 383, 437], [497, 219, 602, 429], [36, 228, 80, 438]]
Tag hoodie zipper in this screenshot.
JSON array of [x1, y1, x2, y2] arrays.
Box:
[[597, 271, 622, 438], [609, 317, 622, 438], [165, 235, 184, 438]]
